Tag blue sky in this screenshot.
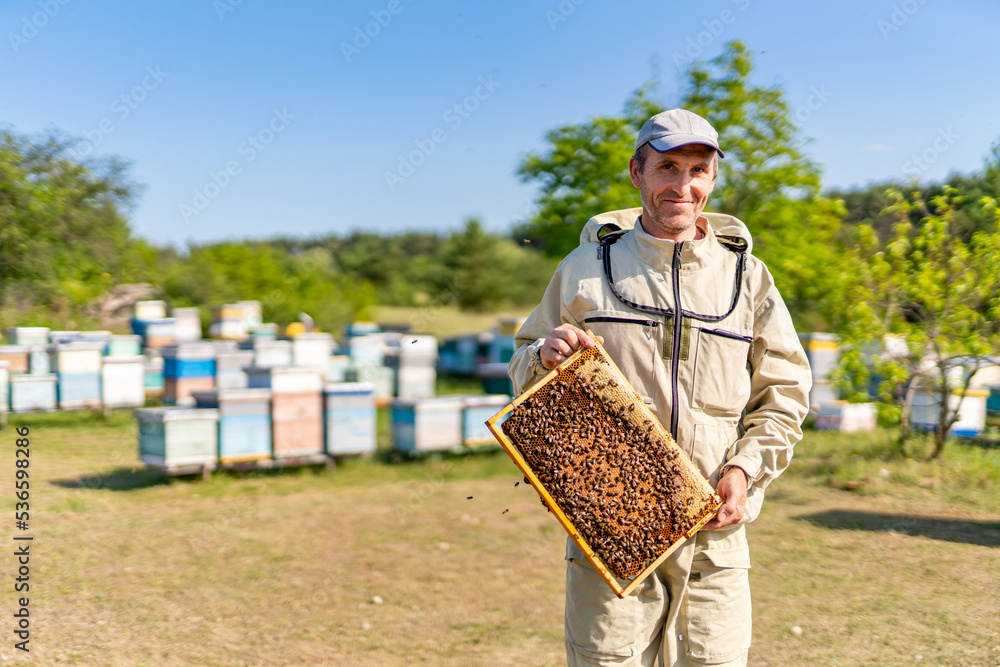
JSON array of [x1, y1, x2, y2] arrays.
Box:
[[2, 0, 998, 247]]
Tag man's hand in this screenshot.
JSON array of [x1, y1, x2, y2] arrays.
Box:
[[539, 324, 604, 370], [702, 466, 749, 530]]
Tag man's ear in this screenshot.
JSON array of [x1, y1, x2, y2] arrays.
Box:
[[628, 156, 642, 188]]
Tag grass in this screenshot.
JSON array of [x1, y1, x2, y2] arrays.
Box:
[[0, 412, 997, 665], [365, 305, 532, 337]]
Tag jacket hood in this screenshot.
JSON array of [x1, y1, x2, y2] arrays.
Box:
[[579, 207, 754, 253]]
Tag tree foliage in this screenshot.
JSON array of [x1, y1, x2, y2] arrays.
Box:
[[838, 188, 1000, 458], [516, 41, 847, 327], [0, 129, 153, 327]]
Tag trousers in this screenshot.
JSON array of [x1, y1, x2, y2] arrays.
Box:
[[564, 526, 752, 666]]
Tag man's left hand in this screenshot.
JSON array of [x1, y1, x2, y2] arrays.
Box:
[[702, 466, 749, 530]]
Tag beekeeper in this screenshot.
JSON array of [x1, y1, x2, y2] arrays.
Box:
[[508, 108, 812, 666]]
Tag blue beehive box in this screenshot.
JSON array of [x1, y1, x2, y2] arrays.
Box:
[[10, 374, 57, 412], [461, 394, 510, 447], [324, 382, 376, 455], [192, 388, 272, 464], [391, 396, 464, 452], [136, 407, 219, 469]]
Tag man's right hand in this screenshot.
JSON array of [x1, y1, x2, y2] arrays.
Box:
[[539, 324, 604, 370]]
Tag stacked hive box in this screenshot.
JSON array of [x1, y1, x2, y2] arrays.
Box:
[[477, 362, 514, 397], [172, 307, 202, 343], [814, 401, 877, 433], [461, 395, 510, 446], [251, 339, 293, 369], [326, 355, 352, 383], [144, 354, 164, 399], [799, 332, 839, 409], [133, 318, 177, 349], [0, 346, 30, 374], [49, 342, 104, 409], [134, 300, 167, 321], [0, 361, 9, 415], [215, 350, 253, 389], [247, 367, 324, 459], [193, 389, 272, 464], [348, 336, 394, 403], [391, 396, 464, 452], [107, 335, 142, 357], [210, 304, 246, 340], [323, 383, 376, 455], [910, 388, 989, 437], [101, 356, 146, 408], [9, 375, 57, 412], [136, 407, 219, 470], [27, 345, 51, 375], [292, 333, 334, 375], [132, 301, 176, 349], [162, 344, 216, 406], [393, 335, 437, 399], [250, 323, 279, 340], [4, 327, 50, 346]]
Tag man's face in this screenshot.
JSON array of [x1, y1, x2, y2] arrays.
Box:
[[629, 144, 717, 240]]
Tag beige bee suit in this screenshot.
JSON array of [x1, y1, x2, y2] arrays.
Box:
[[508, 209, 811, 666]]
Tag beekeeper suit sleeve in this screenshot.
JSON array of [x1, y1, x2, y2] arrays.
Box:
[[508, 258, 586, 396], [724, 269, 812, 508]]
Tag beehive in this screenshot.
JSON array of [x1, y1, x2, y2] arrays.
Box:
[[107, 335, 143, 357], [461, 394, 510, 446], [9, 374, 57, 412], [136, 407, 219, 469], [487, 342, 720, 598], [391, 396, 464, 452], [0, 361, 9, 413], [101, 356, 146, 408], [0, 346, 30, 374], [324, 382, 376, 455], [192, 389, 272, 463]]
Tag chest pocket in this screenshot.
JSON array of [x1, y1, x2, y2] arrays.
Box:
[[581, 310, 658, 403], [690, 327, 753, 415]]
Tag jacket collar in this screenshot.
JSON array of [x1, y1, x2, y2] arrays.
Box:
[[623, 215, 728, 272]]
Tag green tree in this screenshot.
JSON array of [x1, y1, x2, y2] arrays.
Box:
[[839, 188, 1000, 459], [0, 129, 150, 328], [517, 42, 846, 327], [515, 86, 662, 258]]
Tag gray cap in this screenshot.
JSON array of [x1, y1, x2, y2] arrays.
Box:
[[636, 109, 724, 158]]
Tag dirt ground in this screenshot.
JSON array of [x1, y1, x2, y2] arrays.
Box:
[[0, 415, 998, 666]]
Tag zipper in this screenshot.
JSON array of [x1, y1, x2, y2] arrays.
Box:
[[670, 242, 682, 440], [584, 317, 659, 327], [583, 317, 658, 340], [698, 328, 753, 344]]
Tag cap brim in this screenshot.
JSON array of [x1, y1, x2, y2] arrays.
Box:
[[648, 135, 724, 159]]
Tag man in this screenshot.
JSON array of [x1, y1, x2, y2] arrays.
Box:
[[508, 109, 811, 666]]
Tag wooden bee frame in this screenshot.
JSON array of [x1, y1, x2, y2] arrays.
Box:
[[486, 336, 721, 599]]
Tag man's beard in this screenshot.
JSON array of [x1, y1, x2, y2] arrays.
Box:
[[640, 186, 698, 237]]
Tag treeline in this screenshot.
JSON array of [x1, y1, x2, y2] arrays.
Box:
[[0, 129, 555, 334]]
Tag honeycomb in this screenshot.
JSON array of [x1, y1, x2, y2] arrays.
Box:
[[499, 346, 720, 580]]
